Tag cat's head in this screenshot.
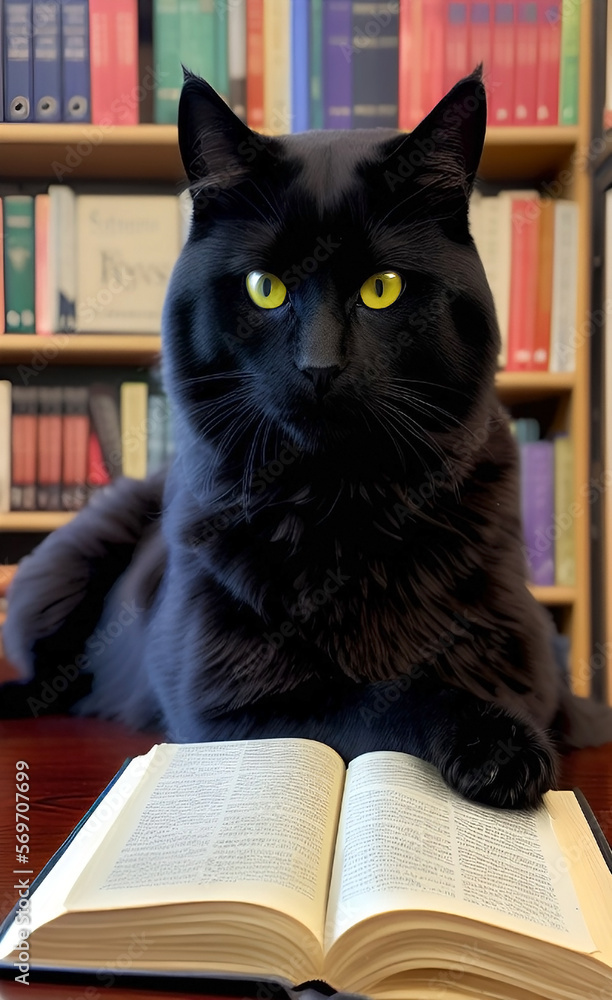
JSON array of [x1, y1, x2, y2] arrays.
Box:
[[163, 69, 498, 491]]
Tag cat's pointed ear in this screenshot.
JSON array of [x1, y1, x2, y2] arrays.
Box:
[[379, 67, 486, 204], [178, 70, 273, 195]]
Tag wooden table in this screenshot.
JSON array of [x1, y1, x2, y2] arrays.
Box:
[[1, 716, 612, 999]]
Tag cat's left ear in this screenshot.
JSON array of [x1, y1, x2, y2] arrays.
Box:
[[178, 69, 275, 197], [378, 67, 486, 205]]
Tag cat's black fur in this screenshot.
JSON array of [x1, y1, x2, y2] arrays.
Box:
[[4, 69, 611, 807]]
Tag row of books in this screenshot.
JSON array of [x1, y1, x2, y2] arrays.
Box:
[[2, 1, 580, 130], [0, 381, 173, 513], [0, 191, 188, 334], [511, 418, 574, 587], [471, 193, 578, 372]]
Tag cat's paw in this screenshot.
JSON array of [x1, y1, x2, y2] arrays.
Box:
[[438, 703, 558, 809]]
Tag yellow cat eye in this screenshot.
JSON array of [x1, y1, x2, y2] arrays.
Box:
[[245, 270, 287, 309], [359, 271, 403, 310]]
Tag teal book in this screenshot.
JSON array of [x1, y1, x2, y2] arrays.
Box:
[[559, 0, 580, 125], [310, 0, 323, 128], [215, 0, 228, 99], [153, 0, 183, 124], [179, 0, 216, 88], [3, 195, 35, 333]]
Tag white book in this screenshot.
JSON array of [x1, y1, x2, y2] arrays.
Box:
[[263, 0, 291, 134], [549, 201, 579, 373], [76, 195, 181, 333], [48, 185, 77, 332], [471, 195, 512, 369], [0, 381, 11, 514], [228, 0, 246, 119]]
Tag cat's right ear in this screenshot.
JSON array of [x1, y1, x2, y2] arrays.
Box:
[[178, 70, 274, 198]]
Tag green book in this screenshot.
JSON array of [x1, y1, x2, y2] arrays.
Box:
[[153, 0, 183, 125], [559, 0, 580, 125], [179, 0, 216, 89], [3, 196, 35, 333], [215, 0, 228, 100], [554, 434, 576, 586], [310, 0, 323, 129]]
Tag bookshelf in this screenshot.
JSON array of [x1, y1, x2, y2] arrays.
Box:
[[0, 4, 595, 696]]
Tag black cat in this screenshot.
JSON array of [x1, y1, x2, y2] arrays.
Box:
[[4, 69, 610, 808]]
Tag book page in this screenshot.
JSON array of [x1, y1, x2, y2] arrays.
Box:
[[67, 739, 345, 943], [324, 752, 594, 952]]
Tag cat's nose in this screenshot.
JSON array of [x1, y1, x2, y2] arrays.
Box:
[[301, 366, 342, 398]]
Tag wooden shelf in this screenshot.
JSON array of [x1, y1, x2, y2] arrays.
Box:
[[528, 586, 577, 607], [0, 122, 580, 183], [0, 512, 75, 532], [494, 371, 575, 402], [0, 334, 161, 366]]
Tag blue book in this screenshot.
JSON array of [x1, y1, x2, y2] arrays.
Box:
[[323, 0, 351, 128], [351, 0, 398, 128], [60, 0, 90, 121], [291, 0, 309, 132], [33, 0, 62, 121], [4, 0, 33, 121]]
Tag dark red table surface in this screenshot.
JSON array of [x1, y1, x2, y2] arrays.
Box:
[[1, 715, 612, 999]]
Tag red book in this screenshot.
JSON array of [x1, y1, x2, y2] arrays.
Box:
[[535, 0, 560, 124], [87, 429, 112, 489], [246, 0, 264, 129], [11, 387, 38, 512], [35, 194, 51, 336], [399, 0, 425, 128], [469, 2, 492, 88], [514, 1, 538, 124], [37, 386, 63, 510], [533, 198, 554, 370], [444, 2, 468, 95], [90, 0, 114, 125], [90, 0, 138, 126], [489, 1, 515, 124], [62, 387, 90, 510], [422, 0, 445, 115], [507, 197, 540, 371]]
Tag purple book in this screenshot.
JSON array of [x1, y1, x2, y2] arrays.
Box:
[[323, 0, 352, 129], [520, 441, 555, 586]]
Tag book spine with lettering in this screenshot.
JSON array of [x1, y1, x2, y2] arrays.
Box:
[[153, 0, 182, 124], [62, 386, 90, 510], [444, 2, 469, 96], [120, 382, 148, 480], [215, 0, 229, 100], [48, 185, 77, 332], [34, 193, 52, 336], [179, 0, 216, 93], [0, 382, 11, 515], [549, 200, 578, 372], [4, 0, 33, 121], [112, 0, 139, 124], [263, 0, 291, 134], [246, 0, 264, 129], [309, 0, 323, 128], [88, 383, 122, 479], [559, 0, 579, 125], [351, 0, 399, 128], [469, 2, 492, 92], [33, 0, 62, 121], [533, 197, 554, 371], [3, 195, 35, 334], [11, 386, 38, 512], [292, 0, 310, 132], [554, 433, 575, 587], [228, 0, 246, 119], [536, 0, 560, 124], [489, 0, 515, 124], [36, 386, 63, 511], [506, 196, 540, 371], [323, 0, 352, 129], [520, 439, 555, 586], [514, 0, 538, 124], [61, 0, 91, 122]]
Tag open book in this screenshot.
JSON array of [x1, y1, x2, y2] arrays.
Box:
[[1, 738, 612, 1000]]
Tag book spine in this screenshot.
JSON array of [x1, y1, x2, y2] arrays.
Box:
[[558, 0, 579, 125], [533, 197, 554, 371], [3, 195, 35, 334], [120, 382, 148, 479], [323, 0, 352, 129], [514, 0, 538, 124], [246, 0, 264, 128], [33, 0, 62, 121], [61, 0, 90, 122], [489, 0, 515, 124], [506, 197, 540, 371], [309, 0, 323, 128], [146, 394, 169, 475], [549, 200, 578, 372], [444, 1, 469, 96], [89, 0, 113, 125], [11, 386, 38, 512], [215, 0, 229, 99], [88, 384, 122, 478], [34, 193, 51, 336], [554, 434, 575, 586], [351, 0, 399, 129], [112, 0, 139, 124], [86, 428, 112, 490], [0, 202, 3, 333], [0, 382, 11, 514], [4, 0, 33, 121], [153, 0, 182, 124], [291, 0, 310, 132], [535, 0, 560, 124], [61, 386, 90, 509], [48, 185, 76, 332], [36, 386, 63, 510], [263, 0, 291, 134], [469, 2, 492, 94], [228, 0, 246, 118], [520, 440, 555, 586], [179, 0, 216, 88]]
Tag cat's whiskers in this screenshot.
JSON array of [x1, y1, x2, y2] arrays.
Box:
[[376, 398, 448, 473]]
